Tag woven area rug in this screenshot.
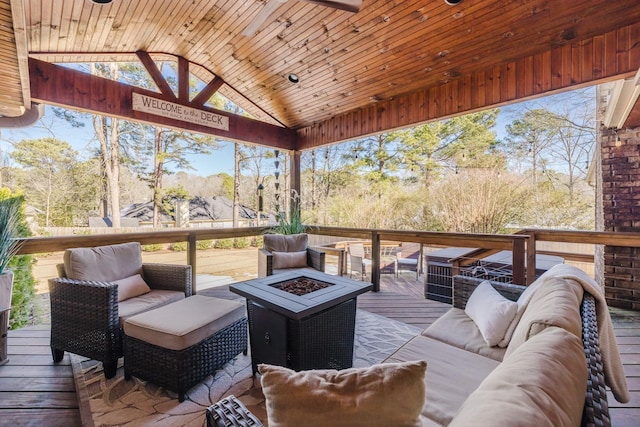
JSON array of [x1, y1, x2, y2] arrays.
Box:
[[71, 309, 422, 427]]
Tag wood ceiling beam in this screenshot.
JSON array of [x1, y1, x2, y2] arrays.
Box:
[[191, 77, 225, 108], [296, 21, 640, 150], [29, 58, 295, 149], [136, 50, 177, 100], [177, 56, 189, 103]]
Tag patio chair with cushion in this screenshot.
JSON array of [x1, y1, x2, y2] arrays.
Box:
[[48, 242, 192, 378], [395, 242, 423, 279], [258, 233, 325, 277], [348, 243, 371, 280]]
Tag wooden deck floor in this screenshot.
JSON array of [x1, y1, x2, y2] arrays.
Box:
[[1, 272, 639, 426]]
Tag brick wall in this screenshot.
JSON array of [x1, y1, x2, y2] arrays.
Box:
[[601, 126, 640, 309]]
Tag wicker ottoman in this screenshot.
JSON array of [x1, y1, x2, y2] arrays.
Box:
[[123, 295, 247, 402]]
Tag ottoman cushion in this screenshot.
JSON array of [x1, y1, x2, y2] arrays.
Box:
[[124, 295, 245, 351]]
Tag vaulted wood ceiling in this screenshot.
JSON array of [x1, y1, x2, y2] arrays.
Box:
[[2, 0, 640, 149]]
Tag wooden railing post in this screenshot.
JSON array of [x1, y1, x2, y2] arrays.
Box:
[[511, 236, 527, 285], [526, 230, 537, 286], [188, 232, 197, 293], [371, 231, 380, 292]]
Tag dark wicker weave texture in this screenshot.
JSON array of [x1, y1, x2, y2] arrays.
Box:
[[288, 298, 356, 371], [246, 298, 356, 373], [49, 262, 192, 379], [124, 317, 248, 402], [257, 246, 326, 277], [452, 275, 525, 309], [581, 295, 611, 427], [206, 395, 264, 427]]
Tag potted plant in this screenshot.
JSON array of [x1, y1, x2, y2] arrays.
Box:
[[0, 196, 24, 365]]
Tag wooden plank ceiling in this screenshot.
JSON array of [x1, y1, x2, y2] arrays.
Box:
[[3, 0, 640, 148]]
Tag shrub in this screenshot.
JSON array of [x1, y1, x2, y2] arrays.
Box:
[[197, 240, 213, 250], [233, 237, 250, 249], [169, 242, 188, 252], [252, 235, 264, 247], [213, 238, 234, 249], [142, 243, 163, 252]]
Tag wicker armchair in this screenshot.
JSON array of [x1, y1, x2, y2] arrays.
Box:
[[258, 233, 325, 277], [49, 242, 192, 378]]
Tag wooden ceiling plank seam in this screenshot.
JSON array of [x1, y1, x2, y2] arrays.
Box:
[[571, 42, 583, 87], [78, 1, 103, 52], [55, 0, 73, 52], [157, 0, 213, 56], [136, 50, 177, 99], [91, 0, 127, 54], [39, 0, 54, 51], [100, 0, 144, 53], [26, 0, 40, 51], [604, 30, 618, 77], [151, 0, 202, 55], [62, 0, 84, 53], [171, 0, 243, 57], [580, 38, 594, 82], [120, 2, 165, 56], [179, 0, 256, 67], [616, 25, 630, 76], [629, 24, 640, 71], [9, 0, 29, 107]]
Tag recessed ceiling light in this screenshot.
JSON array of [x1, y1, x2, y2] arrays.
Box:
[[287, 73, 300, 84], [90, 0, 113, 4], [445, 0, 463, 5]]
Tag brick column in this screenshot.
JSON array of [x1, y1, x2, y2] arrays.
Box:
[[601, 126, 640, 309]]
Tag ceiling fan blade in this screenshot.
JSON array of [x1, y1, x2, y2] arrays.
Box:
[[301, 0, 362, 13], [242, 0, 288, 37]]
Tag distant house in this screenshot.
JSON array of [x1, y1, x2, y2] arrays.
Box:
[[119, 196, 269, 228]]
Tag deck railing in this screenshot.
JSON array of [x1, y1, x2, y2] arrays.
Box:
[[14, 225, 640, 294]]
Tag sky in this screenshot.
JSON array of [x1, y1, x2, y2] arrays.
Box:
[[0, 87, 595, 177]]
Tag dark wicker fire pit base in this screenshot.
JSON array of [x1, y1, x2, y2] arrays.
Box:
[[229, 271, 372, 374]]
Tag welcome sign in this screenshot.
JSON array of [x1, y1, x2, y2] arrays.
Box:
[[132, 93, 230, 131]]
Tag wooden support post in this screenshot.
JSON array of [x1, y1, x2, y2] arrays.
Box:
[[526, 230, 537, 286], [290, 150, 301, 215], [188, 233, 197, 293], [512, 237, 526, 285], [371, 231, 380, 292]]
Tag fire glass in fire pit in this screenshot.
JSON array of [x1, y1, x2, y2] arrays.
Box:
[[271, 277, 333, 296]]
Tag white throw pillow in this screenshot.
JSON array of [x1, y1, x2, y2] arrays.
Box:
[[465, 281, 518, 347], [114, 274, 151, 302]]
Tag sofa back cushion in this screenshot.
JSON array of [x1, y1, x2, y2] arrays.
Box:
[[505, 275, 583, 358], [264, 233, 308, 253], [63, 242, 143, 282], [450, 326, 587, 427]]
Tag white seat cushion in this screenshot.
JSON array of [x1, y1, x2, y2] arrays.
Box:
[[123, 295, 245, 351], [384, 335, 500, 426], [118, 289, 185, 327]]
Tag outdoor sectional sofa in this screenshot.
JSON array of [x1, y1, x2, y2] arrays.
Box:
[[383, 264, 628, 426], [207, 264, 628, 427]]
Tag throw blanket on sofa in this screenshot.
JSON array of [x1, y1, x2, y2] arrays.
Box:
[[543, 264, 629, 403]]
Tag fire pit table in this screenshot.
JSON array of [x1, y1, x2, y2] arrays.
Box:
[[230, 270, 372, 374]]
